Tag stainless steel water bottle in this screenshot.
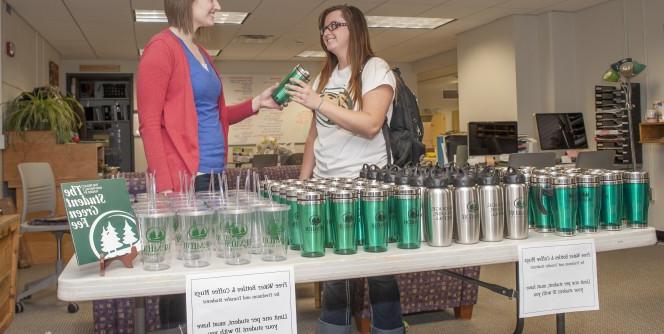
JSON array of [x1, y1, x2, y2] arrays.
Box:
[[453, 172, 480, 244], [531, 174, 554, 233], [577, 174, 601, 233], [477, 168, 505, 242], [409, 171, 428, 242], [600, 171, 623, 230], [504, 167, 529, 239], [361, 188, 388, 252], [551, 175, 578, 237], [424, 171, 454, 246], [623, 171, 650, 228]]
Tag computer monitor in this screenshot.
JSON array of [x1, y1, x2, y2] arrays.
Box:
[[467, 122, 518, 156], [535, 113, 588, 150]]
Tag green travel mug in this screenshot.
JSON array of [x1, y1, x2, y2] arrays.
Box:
[[600, 172, 623, 230], [270, 183, 285, 204], [315, 184, 335, 248], [297, 191, 325, 257], [395, 185, 421, 249], [623, 171, 650, 228], [551, 175, 578, 236], [531, 174, 554, 233], [351, 185, 366, 246], [379, 183, 398, 243], [271, 64, 311, 105], [286, 188, 305, 250], [280, 186, 296, 208], [576, 174, 601, 233], [361, 188, 388, 253], [331, 189, 356, 254]]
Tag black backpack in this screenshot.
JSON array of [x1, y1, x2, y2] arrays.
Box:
[[382, 68, 425, 167]]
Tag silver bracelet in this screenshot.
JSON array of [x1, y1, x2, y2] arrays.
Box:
[[314, 99, 324, 113]]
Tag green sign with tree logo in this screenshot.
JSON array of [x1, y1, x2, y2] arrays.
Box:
[[61, 179, 141, 265]]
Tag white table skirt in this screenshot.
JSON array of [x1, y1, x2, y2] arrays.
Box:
[[57, 227, 657, 301]]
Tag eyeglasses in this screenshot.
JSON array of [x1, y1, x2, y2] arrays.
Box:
[[320, 21, 349, 35]]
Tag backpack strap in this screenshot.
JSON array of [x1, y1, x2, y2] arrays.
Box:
[[382, 119, 392, 165]]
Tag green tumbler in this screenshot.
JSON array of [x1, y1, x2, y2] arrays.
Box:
[[351, 185, 366, 246], [270, 183, 285, 205], [551, 175, 578, 236], [576, 174, 601, 233], [271, 64, 311, 105], [623, 171, 650, 228], [379, 183, 398, 243], [286, 188, 305, 250], [316, 185, 335, 248], [600, 172, 623, 230], [298, 191, 325, 257], [531, 174, 554, 233], [361, 188, 388, 252], [331, 189, 356, 255], [395, 185, 421, 249]]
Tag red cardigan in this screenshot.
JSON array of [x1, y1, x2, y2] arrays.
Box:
[[137, 29, 255, 192]]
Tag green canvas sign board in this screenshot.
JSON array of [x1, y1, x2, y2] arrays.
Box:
[[61, 179, 141, 265]]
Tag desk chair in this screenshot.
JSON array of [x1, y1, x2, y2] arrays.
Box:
[[15, 162, 78, 314], [250, 154, 278, 168], [508, 152, 556, 168], [576, 150, 615, 169]]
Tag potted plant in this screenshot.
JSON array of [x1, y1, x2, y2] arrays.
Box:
[[4, 86, 82, 143]]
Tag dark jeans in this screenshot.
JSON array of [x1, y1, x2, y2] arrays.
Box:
[[159, 173, 219, 328], [319, 275, 404, 334]]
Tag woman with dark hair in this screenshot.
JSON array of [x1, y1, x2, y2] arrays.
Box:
[[138, 0, 279, 194], [287, 5, 404, 334], [137, 0, 279, 327]]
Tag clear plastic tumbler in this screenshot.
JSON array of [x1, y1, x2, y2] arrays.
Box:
[[259, 204, 290, 261], [177, 208, 214, 267], [136, 209, 175, 271]]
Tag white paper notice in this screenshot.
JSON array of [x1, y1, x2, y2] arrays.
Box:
[[186, 266, 297, 334], [518, 239, 599, 318]]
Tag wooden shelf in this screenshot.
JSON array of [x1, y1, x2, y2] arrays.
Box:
[[639, 123, 664, 143]]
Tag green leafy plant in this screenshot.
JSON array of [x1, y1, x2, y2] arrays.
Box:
[[4, 86, 82, 143]]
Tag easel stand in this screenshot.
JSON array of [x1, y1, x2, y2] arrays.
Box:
[[99, 246, 138, 276]]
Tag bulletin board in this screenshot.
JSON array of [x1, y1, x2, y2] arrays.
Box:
[[222, 75, 312, 145]]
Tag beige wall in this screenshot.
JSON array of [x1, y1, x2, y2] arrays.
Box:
[[1, 4, 62, 197]]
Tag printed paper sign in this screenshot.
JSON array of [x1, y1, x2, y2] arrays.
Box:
[[518, 239, 599, 318], [186, 266, 297, 334], [61, 179, 141, 265]]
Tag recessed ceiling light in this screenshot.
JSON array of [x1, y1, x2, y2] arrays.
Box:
[[366, 16, 455, 29], [134, 9, 248, 24], [296, 51, 327, 58], [139, 48, 221, 57]]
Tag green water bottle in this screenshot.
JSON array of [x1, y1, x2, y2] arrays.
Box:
[[623, 171, 650, 228], [298, 191, 325, 257], [577, 174, 601, 233], [379, 183, 397, 243], [331, 189, 356, 254], [361, 188, 388, 252], [600, 172, 623, 230]]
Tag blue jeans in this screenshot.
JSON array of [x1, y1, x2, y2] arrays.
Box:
[[318, 275, 404, 334]]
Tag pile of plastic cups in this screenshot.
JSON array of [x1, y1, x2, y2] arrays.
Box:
[[132, 172, 290, 271]]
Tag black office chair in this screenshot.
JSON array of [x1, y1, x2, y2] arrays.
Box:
[[250, 154, 279, 168], [284, 153, 304, 166], [576, 150, 615, 169], [508, 152, 556, 168]]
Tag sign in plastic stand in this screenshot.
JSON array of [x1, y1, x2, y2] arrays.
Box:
[[61, 179, 141, 265], [186, 266, 297, 334], [518, 239, 599, 318]]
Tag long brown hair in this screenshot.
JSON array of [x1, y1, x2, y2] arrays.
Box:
[[316, 5, 375, 109]]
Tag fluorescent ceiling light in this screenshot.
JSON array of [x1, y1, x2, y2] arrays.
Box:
[[134, 9, 248, 24], [296, 51, 327, 58], [366, 16, 455, 29], [139, 48, 221, 57]]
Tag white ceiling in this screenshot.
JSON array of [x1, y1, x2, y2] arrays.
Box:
[[6, 0, 608, 63]]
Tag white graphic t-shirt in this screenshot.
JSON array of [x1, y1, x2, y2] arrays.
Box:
[[311, 57, 396, 178]]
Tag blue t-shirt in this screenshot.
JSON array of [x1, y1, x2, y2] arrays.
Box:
[[177, 38, 225, 173]]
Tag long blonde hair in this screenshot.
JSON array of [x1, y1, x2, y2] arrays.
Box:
[[316, 5, 375, 109]]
